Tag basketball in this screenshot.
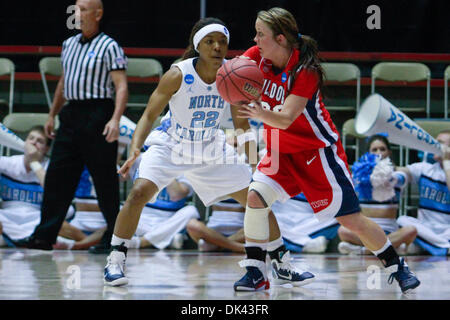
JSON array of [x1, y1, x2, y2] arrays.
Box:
[[216, 57, 264, 106]]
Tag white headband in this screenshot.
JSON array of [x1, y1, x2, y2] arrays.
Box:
[[193, 23, 230, 52]]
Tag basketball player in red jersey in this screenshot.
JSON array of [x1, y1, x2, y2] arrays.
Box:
[[233, 7, 420, 294]]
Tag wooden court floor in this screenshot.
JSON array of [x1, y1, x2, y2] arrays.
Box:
[[0, 248, 448, 300]]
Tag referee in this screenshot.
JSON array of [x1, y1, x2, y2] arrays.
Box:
[[16, 0, 128, 253]]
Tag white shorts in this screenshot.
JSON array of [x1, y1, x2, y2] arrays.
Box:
[[69, 211, 107, 233], [369, 217, 399, 234], [0, 205, 40, 240], [138, 131, 252, 206], [136, 205, 199, 249], [206, 210, 244, 236], [397, 215, 450, 249], [0, 202, 74, 240]]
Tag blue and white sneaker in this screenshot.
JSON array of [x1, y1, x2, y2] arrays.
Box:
[[388, 258, 420, 293], [104, 250, 128, 287], [234, 259, 270, 291], [271, 251, 315, 286]]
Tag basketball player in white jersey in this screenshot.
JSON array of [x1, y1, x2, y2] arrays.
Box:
[[396, 130, 450, 256], [104, 18, 314, 287], [0, 126, 58, 245], [103, 18, 252, 286]]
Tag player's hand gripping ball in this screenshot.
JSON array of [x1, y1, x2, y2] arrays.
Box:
[[216, 57, 264, 106]]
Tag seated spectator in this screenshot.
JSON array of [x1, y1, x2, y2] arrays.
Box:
[[126, 175, 200, 250], [0, 126, 72, 246], [56, 156, 199, 250], [186, 192, 339, 254], [338, 134, 417, 255], [272, 193, 339, 253], [186, 198, 246, 253], [396, 130, 450, 256]]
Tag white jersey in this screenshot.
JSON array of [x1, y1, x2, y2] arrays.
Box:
[[0, 155, 48, 209], [163, 58, 229, 143], [407, 161, 450, 227], [0, 155, 49, 240]]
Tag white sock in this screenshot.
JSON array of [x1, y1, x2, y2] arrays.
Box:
[[267, 237, 284, 252], [371, 238, 392, 256], [128, 236, 141, 249], [56, 236, 75, 250], [245, 241, 267, 251], [111, 234, 130, 248]]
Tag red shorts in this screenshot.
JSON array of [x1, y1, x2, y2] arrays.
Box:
[[256, 141, 360, 221]]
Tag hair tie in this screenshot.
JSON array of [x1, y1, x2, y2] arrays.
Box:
[[298, 33, 302, 40]]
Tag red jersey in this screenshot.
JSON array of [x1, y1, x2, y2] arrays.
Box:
[[243, 45, 340, 153]]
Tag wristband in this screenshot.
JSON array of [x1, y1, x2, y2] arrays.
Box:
[[30, 161, 43, 172], [237, 131, 257, 147], [444, 160, 450, 171], [392, 171, 407, 188]]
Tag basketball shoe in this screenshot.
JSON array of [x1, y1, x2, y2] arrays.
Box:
[[104, 249, 128, 286], [234, 259, 270, 291], [388, 258, 420, 293], [271, 251, 315, 286]]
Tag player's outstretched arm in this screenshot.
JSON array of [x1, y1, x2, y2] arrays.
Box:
[[119, 67, 182, 177]]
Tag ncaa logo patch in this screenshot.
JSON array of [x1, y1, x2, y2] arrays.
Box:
[[184, 74, 194, 84], [281, 72, 287, 83], [115, 56, 126, 65], [88, 51, 95, 58]]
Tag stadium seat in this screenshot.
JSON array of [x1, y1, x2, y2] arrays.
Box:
[[0, 58, 15, 114], [1, 112, 59, 156], [39, 57, 63, 108], [2, 112, 59, 138], [342, 118, 365, 160], [322, 63, 361, 113], [126, 58, 163, 109], [371, 62, 431, 118]]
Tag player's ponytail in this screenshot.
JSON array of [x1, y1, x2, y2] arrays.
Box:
[[295, 34, 324, 91], [257, 7, 324, 92], [182, 17, 227, 61]]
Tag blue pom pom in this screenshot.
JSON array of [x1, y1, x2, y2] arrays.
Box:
[[74, 166, 93, 198], [351, 152, 379, 201]]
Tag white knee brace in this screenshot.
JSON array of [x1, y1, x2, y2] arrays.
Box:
[[244, 181, 279, 241]]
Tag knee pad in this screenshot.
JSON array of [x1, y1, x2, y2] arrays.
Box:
[[248, 181, 279, 208], [244, 206, 270, 241], [243, 181, 279, 241]]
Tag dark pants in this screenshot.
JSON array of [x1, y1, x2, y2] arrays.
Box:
[[34, 99, 119, 244]]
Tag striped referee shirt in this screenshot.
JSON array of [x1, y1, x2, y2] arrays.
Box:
[[61, 32, 127, 100]]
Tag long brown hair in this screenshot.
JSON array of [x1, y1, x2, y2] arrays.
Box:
[[257, 7, 324, 91], [181, 17, 228, 61]]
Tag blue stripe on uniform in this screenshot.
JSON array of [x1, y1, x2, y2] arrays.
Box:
[[323, 146, 360, 217], [156, 118, 171, 132], [292, 193, 308, 202], [305, 93, 337, 146]]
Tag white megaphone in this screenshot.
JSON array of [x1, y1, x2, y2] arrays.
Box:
[[118, 115, 137, 156], [355, 94, 442, 155], [119, 115, 136, 145], [0, 122, 25, 152]]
